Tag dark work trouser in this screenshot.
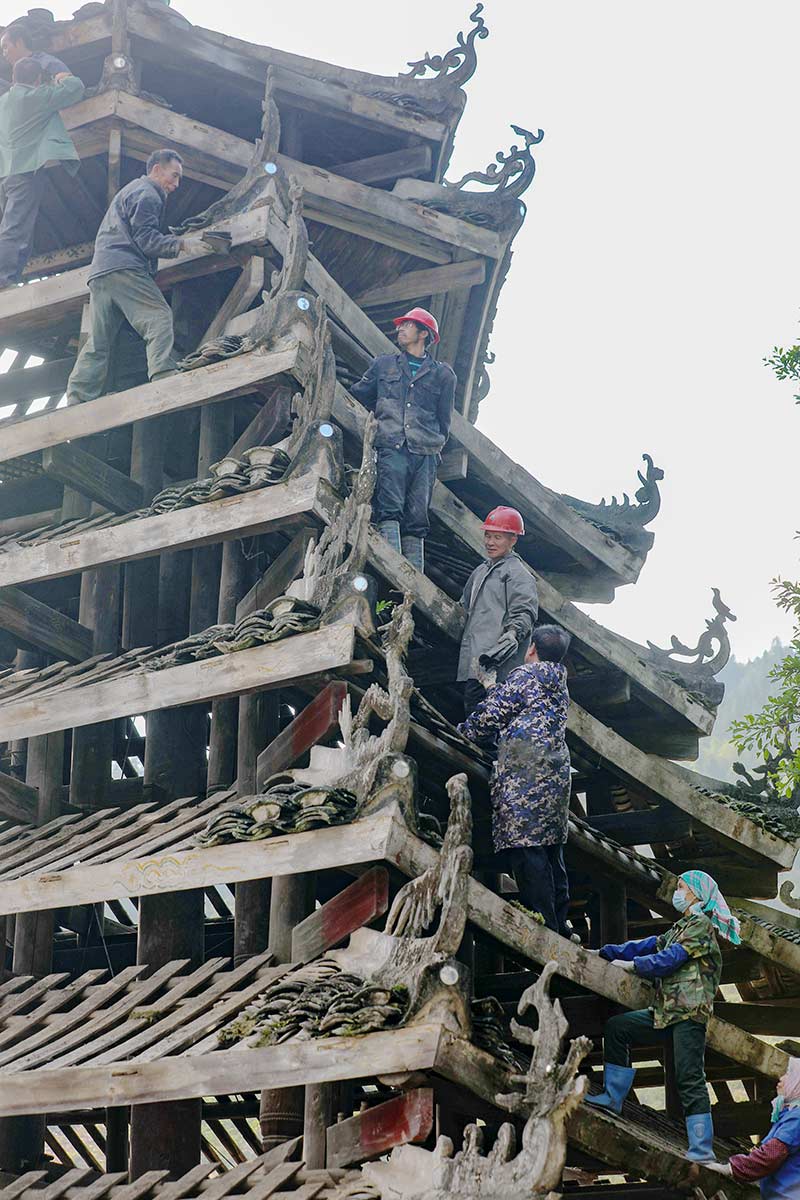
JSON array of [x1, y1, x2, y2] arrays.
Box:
[[463, 679, 487, 719], [604, 1008, 710, 1117], [66, 269, 178, 404], [501, 843, 570, 935], [0, 170, 45, 287], [374, 445, 438, 539]]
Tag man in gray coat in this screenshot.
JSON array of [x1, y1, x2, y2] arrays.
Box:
[[458, 505, 539, 717], [66, 148, 198, 404]]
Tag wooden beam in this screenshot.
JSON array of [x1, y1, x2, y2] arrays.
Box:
[[0, 771, 37, 825], [333, 145, 432, 186], [41, 444, 144, 515], [586, 806, 692, 847], [0, 586, 93, 662], [0, 1022, 444, 1116], [0, 622, 358, 742], [0, 473, 325, 588], [0, 806, 395, 917], [567, 702, 796, 868], [0, 511, 61, 538], [291, 866, 389, 963], [255, 679, 347, 788], [355, 260, 486, 308], [326, 1087, 433, 1168], [236, 527, 317, 624], [0, 358, 72, 408], [0, 345, 299, 465]]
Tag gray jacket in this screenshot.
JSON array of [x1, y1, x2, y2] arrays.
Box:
[[89, 175, 182, 283], [458, 551, 539, 682]]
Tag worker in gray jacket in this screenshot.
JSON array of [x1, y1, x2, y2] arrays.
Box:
[[66, 147, 198, 404], [459, 505, 539, 717]]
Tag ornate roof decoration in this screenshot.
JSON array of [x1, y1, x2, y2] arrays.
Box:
[[345, 962, 590, 1200], [561, 453, 664, 553], [646, 588, 735, 679], [446, 124, 544, 200], [401, 4, 489, 88]]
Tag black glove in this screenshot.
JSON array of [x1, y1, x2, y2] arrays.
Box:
[[478, 630, 518, 667]]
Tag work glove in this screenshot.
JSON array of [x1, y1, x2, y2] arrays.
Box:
[[610, 959, 636, 972], [704, 1163, 732, 1177], [479, 630, 518, 667]]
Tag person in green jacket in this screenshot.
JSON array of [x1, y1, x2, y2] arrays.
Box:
[[0, 55, 83, 288]]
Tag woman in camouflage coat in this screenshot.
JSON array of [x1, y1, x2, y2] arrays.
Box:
[[586, 870, 741, 1165], [458, 624, 572, 936]]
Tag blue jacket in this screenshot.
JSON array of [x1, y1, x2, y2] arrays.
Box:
[[599, 934, 689, 979], [350, 351, 456, 456], [760, 1107, 800, 1200], [89, 175, 182, 282]]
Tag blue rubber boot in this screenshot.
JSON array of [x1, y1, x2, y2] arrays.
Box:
[[585, 1063, 636, 1113], [401, 536, 424, 574], [685, 1112, 716, 1162], [378, 520, 401, 555]]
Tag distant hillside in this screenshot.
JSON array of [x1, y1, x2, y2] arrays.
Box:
[[694, 639, 787, 781]]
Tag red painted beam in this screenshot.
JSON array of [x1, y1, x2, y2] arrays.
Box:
[[291, 866, 389, 964], [326, 1088, 434, 1168], [255, 679, 347, 789]]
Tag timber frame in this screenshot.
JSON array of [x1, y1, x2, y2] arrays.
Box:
[[0, 2, 792, 1197]]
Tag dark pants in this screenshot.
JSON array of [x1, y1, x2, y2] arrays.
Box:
[[605, 1008, 710, 1117], [66, 269, 178, 403], [501, 843, 570, 935], [374, 445, 438, 538], [0, 170, 44, 287], [463, 678, 487, 719]]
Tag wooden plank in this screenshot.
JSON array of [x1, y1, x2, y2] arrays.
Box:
[[291, 866, 389, 963], [0, 510, 61, 538], [0, 346, 299, 465], [0, 1024, 443, 1115], [333, 145, 432, 186], [41, 444, 144, 514], [0, 807, 395, 916], [567, 701, 796, 868], [0, 622, 357, 742], [0, 474, 324, 588], [326, 1087, 433, 1168], [0, 771, 37, 825], [355, 260, 486, 308], [256, 680, 347, 788], [586, 806, 692, 846], [237, 528, 317, 624], [0, 586, 93, 662], [0, 358, 73, 407]]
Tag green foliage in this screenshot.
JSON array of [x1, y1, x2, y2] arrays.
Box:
[[765, 344, 800, 405], [695, 638, 786, 781], [730, 578, 800, 798]]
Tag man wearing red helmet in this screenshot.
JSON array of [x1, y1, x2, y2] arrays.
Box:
[[350, 307, 456, 573], [458, 506, 539, 716]]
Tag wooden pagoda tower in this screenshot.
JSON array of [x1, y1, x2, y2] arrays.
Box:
[[0, 4, 797, 1198]]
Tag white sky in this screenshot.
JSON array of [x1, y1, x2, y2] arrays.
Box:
[[44, 0, 800, 659]]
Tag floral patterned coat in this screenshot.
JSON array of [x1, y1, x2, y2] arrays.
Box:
[[458, 662, 571, 852]]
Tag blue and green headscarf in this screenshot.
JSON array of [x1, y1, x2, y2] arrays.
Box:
[[679, 869, 742, 945]]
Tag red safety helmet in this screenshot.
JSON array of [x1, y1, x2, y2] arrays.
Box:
[[392, 306, 440, 345], [483, 506, 525, 536]]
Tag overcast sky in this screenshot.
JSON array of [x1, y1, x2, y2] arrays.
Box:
[[47, 0, 800, 659]]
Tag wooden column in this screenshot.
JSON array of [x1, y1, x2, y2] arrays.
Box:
[[233, 691, 276, 964], [69, 564, 121, 808], [207, 538, 249, 789], [0, 686, 64, 1172], [599, 881, 628, 946]]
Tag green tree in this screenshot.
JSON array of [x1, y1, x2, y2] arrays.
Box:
[[730, 577, 800, 798], [765, 344, 800, 405]]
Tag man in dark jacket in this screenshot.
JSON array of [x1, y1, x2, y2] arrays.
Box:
[[66, 148, 196, 404], [459, 505, 539, 716], [350, 306, 456, 573], [0, 56, 82, 288]]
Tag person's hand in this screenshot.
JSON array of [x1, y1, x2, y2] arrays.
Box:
[[610, 959, 636, 972], [704, 1163, 732, 1177], [479, 630, 517, 666], [179, 234, 205, 254]]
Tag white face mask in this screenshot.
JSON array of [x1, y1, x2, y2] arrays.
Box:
[[672, 889, 691, 913]]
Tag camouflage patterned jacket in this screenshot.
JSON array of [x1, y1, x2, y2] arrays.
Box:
[[457, 662, 571, 852], [602, 913, 722, 1029]]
